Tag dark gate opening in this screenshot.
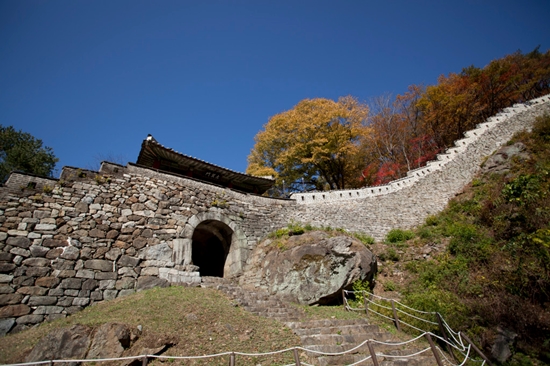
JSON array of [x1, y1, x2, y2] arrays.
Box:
[[191, 220, 232, 277]]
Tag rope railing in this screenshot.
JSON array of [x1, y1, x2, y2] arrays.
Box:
[[1, 292, 495, 366], [0, 331, 469, 366], [342, 289, 494, 366]]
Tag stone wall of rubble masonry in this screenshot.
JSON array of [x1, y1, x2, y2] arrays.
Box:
[[289, 96, 550, 239], [0, 163, 295, 335]]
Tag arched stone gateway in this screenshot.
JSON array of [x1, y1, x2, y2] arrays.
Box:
[[172, 211, 249, 278]]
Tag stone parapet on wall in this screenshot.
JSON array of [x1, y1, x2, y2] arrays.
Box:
[[291, 95, 550, 204], [290, 96, 550, 239]]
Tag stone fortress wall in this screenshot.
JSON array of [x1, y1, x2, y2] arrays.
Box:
[[0, 163, 294, 334], [0, 94, 549, 334], [290, 95, 550, 239]]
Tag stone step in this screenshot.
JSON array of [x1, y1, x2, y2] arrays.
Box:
[[286, 318, 370, 330], [292, 323, 380, 336], [200, 278, 444, 365]]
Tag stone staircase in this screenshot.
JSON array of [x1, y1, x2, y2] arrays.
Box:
[[201, 277, 447, 365]]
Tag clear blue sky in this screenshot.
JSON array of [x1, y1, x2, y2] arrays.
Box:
[[1, 1, 549, 176]]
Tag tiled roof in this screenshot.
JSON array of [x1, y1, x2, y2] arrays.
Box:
[[136, 135, 274, 194]]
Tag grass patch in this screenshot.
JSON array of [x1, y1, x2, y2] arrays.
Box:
[[0, 286, 301, 365]]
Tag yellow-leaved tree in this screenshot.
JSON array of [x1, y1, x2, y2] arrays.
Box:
[[247, 96, 369, 194]]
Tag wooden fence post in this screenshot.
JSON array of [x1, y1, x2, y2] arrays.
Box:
[[367, 341, 379, 366], [141, 355, 148, 366], [293, 348, 301, 366], [436, 312, 457, 362], [425, 333, 444, 366], [390, 300, 401, 331], [229, 352, 236, 366], [461, 333, 493, 366], [363, 292, 369, 315]]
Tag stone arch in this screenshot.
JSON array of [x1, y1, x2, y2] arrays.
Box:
[[172, 211, 248, 278]]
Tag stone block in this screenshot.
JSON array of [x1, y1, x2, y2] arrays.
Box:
[[115, 277, 135, 290], [89, 228, 106, 238], [35, 224, 57, 231], [129, 236, 147, 250], [0, 304, 30, 318], [60, 246, 80, 260], [90, 290, 103, 301], [10, 247, 30, 257], [63, 289, 79, 297], [0, 318, 15, 336], [55, 269, 77, 278], [136, 276, 169, 291], [46, 247, 63, 259], [29, 245, 50, 257], [28, 296, 58, 306], [140, 267, 159, 276], [42, 239, 66, 248], [106, 230, 119, 239], [95, 272, 117, 280], [16, 286, 49, 296], [0, 253, 13, 261], [0, 293, 24, 305], [57, 296, 74, 306], [13, 276, 33, 287], [72, 297, 90, 307], [118, 267, 137, 278], [103, 289, 118, 300], [0, 274, 14, 283], [105, 248, 122, 261], [82, 279, 99, 291], [117, 255, 140, 267], [0, 285, 14, 294], [99, 280, 116, 290], [26, 267, 50, 277], [16, 314, 44, 325], [33, 306, 63, 315], [76, 269, 95, 279], [84, 259, 113, 272], [0, 262, 16, 272], [48, 288, 64, 296], [75, 202, 89, 213], [23, 257, 50, 267], [7, 237, 31, 248], [59, 278, 82, 289]]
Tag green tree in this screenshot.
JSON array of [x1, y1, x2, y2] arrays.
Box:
[[247, 96, 370, 192], [0, 125, 58, 182]]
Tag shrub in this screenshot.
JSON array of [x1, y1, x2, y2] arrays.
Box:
[[385, 228, 415, 243], [352, 232, 375, 245]]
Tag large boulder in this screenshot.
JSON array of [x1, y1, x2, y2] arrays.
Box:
[[25, 324, 92, 363], [25, 323, 135, 363], [240, 231, 377, 305]]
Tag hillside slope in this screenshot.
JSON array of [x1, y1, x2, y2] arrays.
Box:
[[372, 114, 550, 364]]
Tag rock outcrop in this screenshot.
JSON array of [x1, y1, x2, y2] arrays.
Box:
[[25, 323, 136, 363], [240, 231, 377, 305]]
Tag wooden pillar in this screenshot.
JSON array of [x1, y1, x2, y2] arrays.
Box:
[[425, 333, 444, 366], [461, 333, 493, 366], [436, 312, 457, 362], [141, 355, 148, 366], [367, 341, 379, 366], [293, 348, 301, 366], [390, 300, 401, 331]]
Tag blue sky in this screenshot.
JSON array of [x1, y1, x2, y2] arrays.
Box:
[[1, 1, 549, 176]]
